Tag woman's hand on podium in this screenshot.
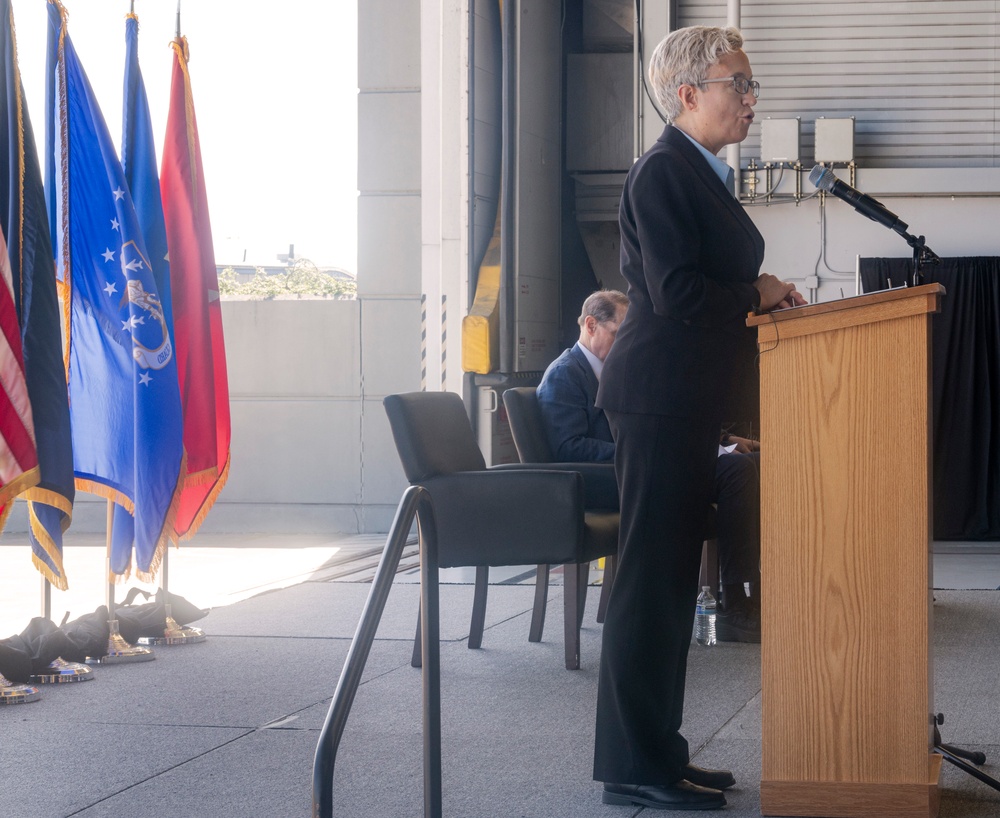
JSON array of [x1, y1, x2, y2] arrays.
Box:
[[754, 274, 807, 311]]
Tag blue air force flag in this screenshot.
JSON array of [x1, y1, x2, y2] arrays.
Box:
[[45, 1, 183, 580]]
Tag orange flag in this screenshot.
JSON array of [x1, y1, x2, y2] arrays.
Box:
[[160, 35, 231, 538]]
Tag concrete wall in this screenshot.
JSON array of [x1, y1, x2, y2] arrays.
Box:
[[6, 297, 415, 537]]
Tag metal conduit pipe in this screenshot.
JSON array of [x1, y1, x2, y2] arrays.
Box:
[[726, 0, 741, 196]]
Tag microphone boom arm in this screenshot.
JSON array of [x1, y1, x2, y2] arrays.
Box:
[[809, 164, 939, 286]]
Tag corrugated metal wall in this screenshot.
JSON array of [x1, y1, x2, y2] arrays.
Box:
[[679, 0, 1000, 168]]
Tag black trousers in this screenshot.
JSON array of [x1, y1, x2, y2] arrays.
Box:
[[593, 410, 720, 785]]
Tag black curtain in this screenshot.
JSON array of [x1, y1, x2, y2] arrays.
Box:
[[860, 257, 1000, 540]]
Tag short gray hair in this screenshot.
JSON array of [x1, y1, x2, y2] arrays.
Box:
[[648, 26, 744, 122], [579, 290, 628, 327]]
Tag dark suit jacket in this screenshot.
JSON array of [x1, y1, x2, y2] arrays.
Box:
[[597, 125, 765, 423], [536, 344, 614, 462]]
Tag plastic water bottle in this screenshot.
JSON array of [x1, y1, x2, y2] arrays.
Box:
[[695, 586, 717, 646]]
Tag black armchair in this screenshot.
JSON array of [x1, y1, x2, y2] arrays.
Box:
[[383, 391, 618, 669], [501, 386, 619, 630]]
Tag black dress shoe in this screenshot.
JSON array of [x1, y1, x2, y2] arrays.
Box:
[[682, 763, 736, 790], [715, 609, 761, 643], [602, 781, 726, 810]]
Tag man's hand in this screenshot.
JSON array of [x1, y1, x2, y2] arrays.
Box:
[[753, 274, 808, 312], [727, 435, 760, 454]]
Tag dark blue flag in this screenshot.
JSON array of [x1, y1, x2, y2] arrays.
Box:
[[45, 0, 183, 581], [115, 10, 179, 556], [1, 0, 74, 588]]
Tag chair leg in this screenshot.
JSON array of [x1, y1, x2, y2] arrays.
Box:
[[411, 608, 422, 668], [596, 553, 616, 624], [468, 566, 489, 649], [529, 564, 549, 643], [577, 562, 589, 629], [563, 563, 582, 670]]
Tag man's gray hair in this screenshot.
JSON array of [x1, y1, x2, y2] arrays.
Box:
[[648, 26, 744, 123], [579, 290, 629, 327]]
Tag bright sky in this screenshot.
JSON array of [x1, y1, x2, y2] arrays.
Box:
[[13, 0, 359, 273]]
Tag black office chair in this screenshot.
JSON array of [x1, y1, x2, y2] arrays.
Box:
[[383, 391, 618, 670], [500, 386, 619, 629]]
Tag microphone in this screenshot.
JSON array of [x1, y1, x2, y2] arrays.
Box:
[[808, 165, 908, 233]]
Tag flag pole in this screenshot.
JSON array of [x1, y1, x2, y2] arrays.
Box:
[[86, 500, 154, 664], [176, 1, 181, 38], [139, 544, 207, 646], [40, 574, 51, 621], [30, 575, 93, 684]]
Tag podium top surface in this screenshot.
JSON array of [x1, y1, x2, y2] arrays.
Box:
[[746, 282, 945, 340]]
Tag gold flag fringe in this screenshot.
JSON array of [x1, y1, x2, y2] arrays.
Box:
[[25, 491, 72, 591], [133, 449, 186, 583], [76, 478, 134, 515], [181, 463, 219, 489], [0, 466, 41, 532], [176, 450, 230, 541], [106, 450, 187, 584], [22, 484, 73, 526], [32, 551, 68, 591]]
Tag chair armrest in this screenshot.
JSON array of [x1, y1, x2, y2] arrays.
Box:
[[419, 470, 586, 567], [491, 461, 618, 511]]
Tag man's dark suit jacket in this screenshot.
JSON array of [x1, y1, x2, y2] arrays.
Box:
[[597, 125, 765, 423], [536, 343, 614, 463]]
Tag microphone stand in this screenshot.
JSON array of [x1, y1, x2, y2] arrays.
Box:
[[892, 224, 940, 287], [934, 714, 1000, 794]]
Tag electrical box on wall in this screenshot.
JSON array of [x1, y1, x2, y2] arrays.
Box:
[[814, 117, 855, 163], [760, 118, 801, 163]]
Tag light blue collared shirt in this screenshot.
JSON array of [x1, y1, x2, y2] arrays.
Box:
[[576, 340, 604, 380], [675, 126, 735, 196]]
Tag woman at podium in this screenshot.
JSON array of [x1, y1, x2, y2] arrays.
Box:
[[593, 24, 805, 811]]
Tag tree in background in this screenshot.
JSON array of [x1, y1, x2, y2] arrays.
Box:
[[218, 258, 356, 299]]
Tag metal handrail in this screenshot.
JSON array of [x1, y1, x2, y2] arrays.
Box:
[[312, 486, 442, 817]]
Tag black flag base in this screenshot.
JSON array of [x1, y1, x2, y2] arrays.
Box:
[[85, 620, 156, 664], [138, 604, 207, 646], [31, 657, 94, 684], [0, 673, 41, 704]]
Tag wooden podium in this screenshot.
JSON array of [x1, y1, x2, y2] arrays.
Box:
[[747, 283, 946, 818]]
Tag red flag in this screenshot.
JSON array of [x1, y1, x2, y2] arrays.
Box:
[[0, 226, 39, 532], [160, 36, 230, 538]]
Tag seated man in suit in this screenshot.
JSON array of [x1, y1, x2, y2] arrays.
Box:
[[536, 289, 761, 642]]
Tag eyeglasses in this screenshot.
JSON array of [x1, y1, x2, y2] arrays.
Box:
[[700, 76, 760, 98]]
